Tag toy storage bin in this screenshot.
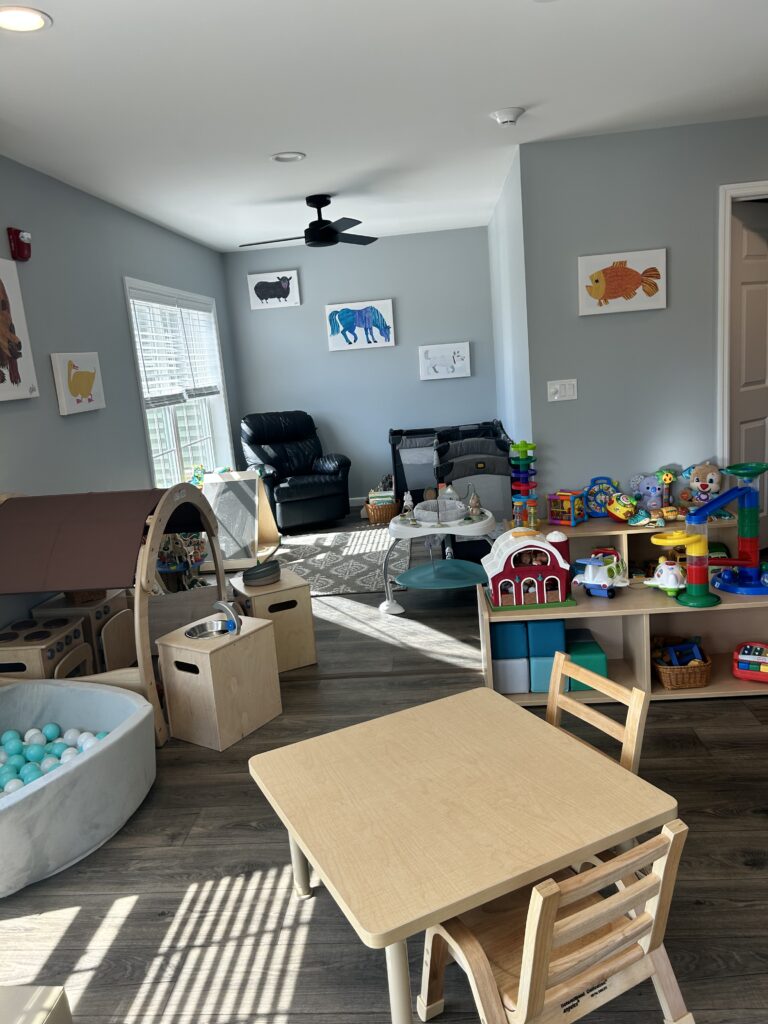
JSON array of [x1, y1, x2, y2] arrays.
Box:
[[492, 658, 529, 694], [157, 615, 281, 751], [527, 619, 566, 659], [0, 680, 155, 898], [233, 568, 316, 673], [530, 655, 555, 693], [490, 621, 528, 661]]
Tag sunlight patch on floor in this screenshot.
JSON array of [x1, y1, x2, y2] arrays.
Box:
[[314, 594, 481, 669], [65, 896, 138, 1012], [122, 866, 315, 1022]]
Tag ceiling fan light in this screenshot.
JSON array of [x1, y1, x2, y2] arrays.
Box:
[[271, 151, 306, 163], [0, 6, 52, 31]]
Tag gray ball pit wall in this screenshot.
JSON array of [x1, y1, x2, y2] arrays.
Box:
[[0, 680, 155, 898]]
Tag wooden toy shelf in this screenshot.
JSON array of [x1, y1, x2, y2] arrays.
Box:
[[478, 514, 768, 704]]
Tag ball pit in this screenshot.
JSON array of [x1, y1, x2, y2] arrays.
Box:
[[0, 721, 110, 793], [0, 680, 155, 897]]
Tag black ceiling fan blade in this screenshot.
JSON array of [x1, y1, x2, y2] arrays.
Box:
[[337, 233, 377, 246], [328, 217, 361, 233], [239, 236, 303, 248]]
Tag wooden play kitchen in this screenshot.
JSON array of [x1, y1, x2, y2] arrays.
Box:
[[157, 608, 281, 751], [478, 516, 768, 704], [231, 568, 316, 673]]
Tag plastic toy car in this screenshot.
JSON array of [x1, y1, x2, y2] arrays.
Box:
[[644, 557, 687, 597]]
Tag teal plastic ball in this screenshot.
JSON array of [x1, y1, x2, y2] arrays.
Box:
[[7, 754, 25, 771], [42, 722, 62, 741], [3, 737, 23, 757], [19, 763, 42, 783], [1, 730, 21, 746], [0, 766, 17, 782], [95, 731, 109, 740], [24, 744, 45, 764], [50, 741, 69, 758]]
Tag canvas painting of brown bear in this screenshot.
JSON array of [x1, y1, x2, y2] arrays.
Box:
[[0, 257, 39, 401]]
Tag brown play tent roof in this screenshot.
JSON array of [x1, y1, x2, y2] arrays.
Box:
[[0, 489, 211, 594]]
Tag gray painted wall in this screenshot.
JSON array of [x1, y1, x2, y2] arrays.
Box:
[[224, 227, 497, 496], [0, 154, 236, 622], [488, 148, 532, 440], [519, 115, 768, 496]]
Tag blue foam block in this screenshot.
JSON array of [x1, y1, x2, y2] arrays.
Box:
[[530, 655, 555, 693], [490, 622, 528, 661], [527, 619, 566, 659]]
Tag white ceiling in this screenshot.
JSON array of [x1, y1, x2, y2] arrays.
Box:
[[1, 0, 768, 251]]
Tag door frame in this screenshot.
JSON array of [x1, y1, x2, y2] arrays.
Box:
[[716, 179, 768, 464]]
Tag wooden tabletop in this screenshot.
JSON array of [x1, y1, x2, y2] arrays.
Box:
[[249, 688, 677, 949]]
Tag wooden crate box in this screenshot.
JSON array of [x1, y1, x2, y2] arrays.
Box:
[[232, 568, 316, 673], [157, 616, 281, 751]]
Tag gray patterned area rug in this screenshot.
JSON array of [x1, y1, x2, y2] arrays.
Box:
[[274, 522, 410, 596]]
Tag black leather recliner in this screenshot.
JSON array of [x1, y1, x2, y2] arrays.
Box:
[[241, 411, 351, 531]]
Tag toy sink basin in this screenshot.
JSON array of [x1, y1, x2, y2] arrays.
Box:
[[0, 679, 155, 898], [185, 619, 231, 639]]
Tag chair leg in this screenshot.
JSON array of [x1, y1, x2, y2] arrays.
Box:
[[417, 928, 448, 1021], [649, 945, 694, 1023]]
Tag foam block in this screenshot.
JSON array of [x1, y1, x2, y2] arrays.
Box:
[[566, 628, 608, 691], [527, 619, 566, 659], [490, 622, 528, 661], [492, 658, 530, 694], [530, 655, 555, 693]]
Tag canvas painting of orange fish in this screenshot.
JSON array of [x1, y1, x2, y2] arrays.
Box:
[[578, 248, 667, 316]]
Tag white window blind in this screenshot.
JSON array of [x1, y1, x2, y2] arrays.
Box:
[[125, 278, 233, 488]]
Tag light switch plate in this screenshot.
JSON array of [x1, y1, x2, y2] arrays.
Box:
[[547, 379, 578, 402]]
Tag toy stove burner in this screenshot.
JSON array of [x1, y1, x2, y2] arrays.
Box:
[[42, 618, 69, 628], [0, 632, 19, 643], [10, 619, 36, 630], [24, 630, 51, 642]]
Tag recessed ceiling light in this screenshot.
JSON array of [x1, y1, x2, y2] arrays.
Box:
[[0, 6, 52, 31], [270, 151, 306, 163]]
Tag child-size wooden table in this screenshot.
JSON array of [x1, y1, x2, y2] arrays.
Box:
[[248, 687, 677, 1024]]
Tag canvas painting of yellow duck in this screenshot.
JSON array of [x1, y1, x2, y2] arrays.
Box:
[[578, 247, 667, 316], [50, 351, 106, 415]]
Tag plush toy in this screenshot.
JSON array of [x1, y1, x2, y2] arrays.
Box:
[[679, 461, 723, 506], [629, 473, 664, 511]]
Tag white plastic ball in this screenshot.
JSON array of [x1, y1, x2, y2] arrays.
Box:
[[40, 756, 59, 773], [76, 732, 95, 750], [79, 736, 98, 753], [3, 778, 24, 793], [60, 747, 79, 762], [62, 728, 81, 747], [0, 750, 7, 766], [25, 729, 46, 745]]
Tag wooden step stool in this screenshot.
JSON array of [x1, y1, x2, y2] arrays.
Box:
[[232, 568, 316, 673], [157, 616, 281, 751]]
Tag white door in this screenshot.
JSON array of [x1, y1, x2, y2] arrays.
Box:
[[730, 200, 768, 544]]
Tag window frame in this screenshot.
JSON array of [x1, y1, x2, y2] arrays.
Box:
[[123, 276, 234, 487]]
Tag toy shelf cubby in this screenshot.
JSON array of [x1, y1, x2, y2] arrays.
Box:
[[478, 519, 767, 705]]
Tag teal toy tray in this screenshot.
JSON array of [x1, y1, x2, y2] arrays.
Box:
[[395, 560, 488, 591]]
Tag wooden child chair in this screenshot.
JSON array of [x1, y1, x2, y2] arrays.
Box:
[[546, 652, 650, 774], [418, 819, 694, 1024]]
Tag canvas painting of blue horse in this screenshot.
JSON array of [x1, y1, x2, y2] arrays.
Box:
[[326, 299, 395, 351]]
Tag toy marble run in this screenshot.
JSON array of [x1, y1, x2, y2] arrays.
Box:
[[652, 462, 768, 607]]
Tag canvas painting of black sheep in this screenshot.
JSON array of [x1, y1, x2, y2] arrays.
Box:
[[247, 269, 301, 310]]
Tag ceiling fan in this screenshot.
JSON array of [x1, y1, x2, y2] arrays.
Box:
[[240, 194, 377, 249]]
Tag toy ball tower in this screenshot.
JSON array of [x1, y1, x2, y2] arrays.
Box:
[[707, 462, 768, 595], [509, 440, 537, 510]]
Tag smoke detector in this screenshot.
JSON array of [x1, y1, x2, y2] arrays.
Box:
[[490, 107, 526, 126]]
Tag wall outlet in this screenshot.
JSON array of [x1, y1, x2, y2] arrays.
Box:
[[547, 379, 577, 402]]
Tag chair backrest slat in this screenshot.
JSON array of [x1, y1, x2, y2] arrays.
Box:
[[558, 833, 670, 907], [546, 651, 650, 773], [547, 910, 653, 989], [552, 873, 660, 948]]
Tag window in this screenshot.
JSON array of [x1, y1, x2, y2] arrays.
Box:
[[125, 278, 233, 488]]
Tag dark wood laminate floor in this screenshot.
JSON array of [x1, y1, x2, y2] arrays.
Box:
[[0, 564, 767, 1022]]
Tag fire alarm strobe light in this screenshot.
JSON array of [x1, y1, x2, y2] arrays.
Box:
[[7, 227, 31, 262]]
